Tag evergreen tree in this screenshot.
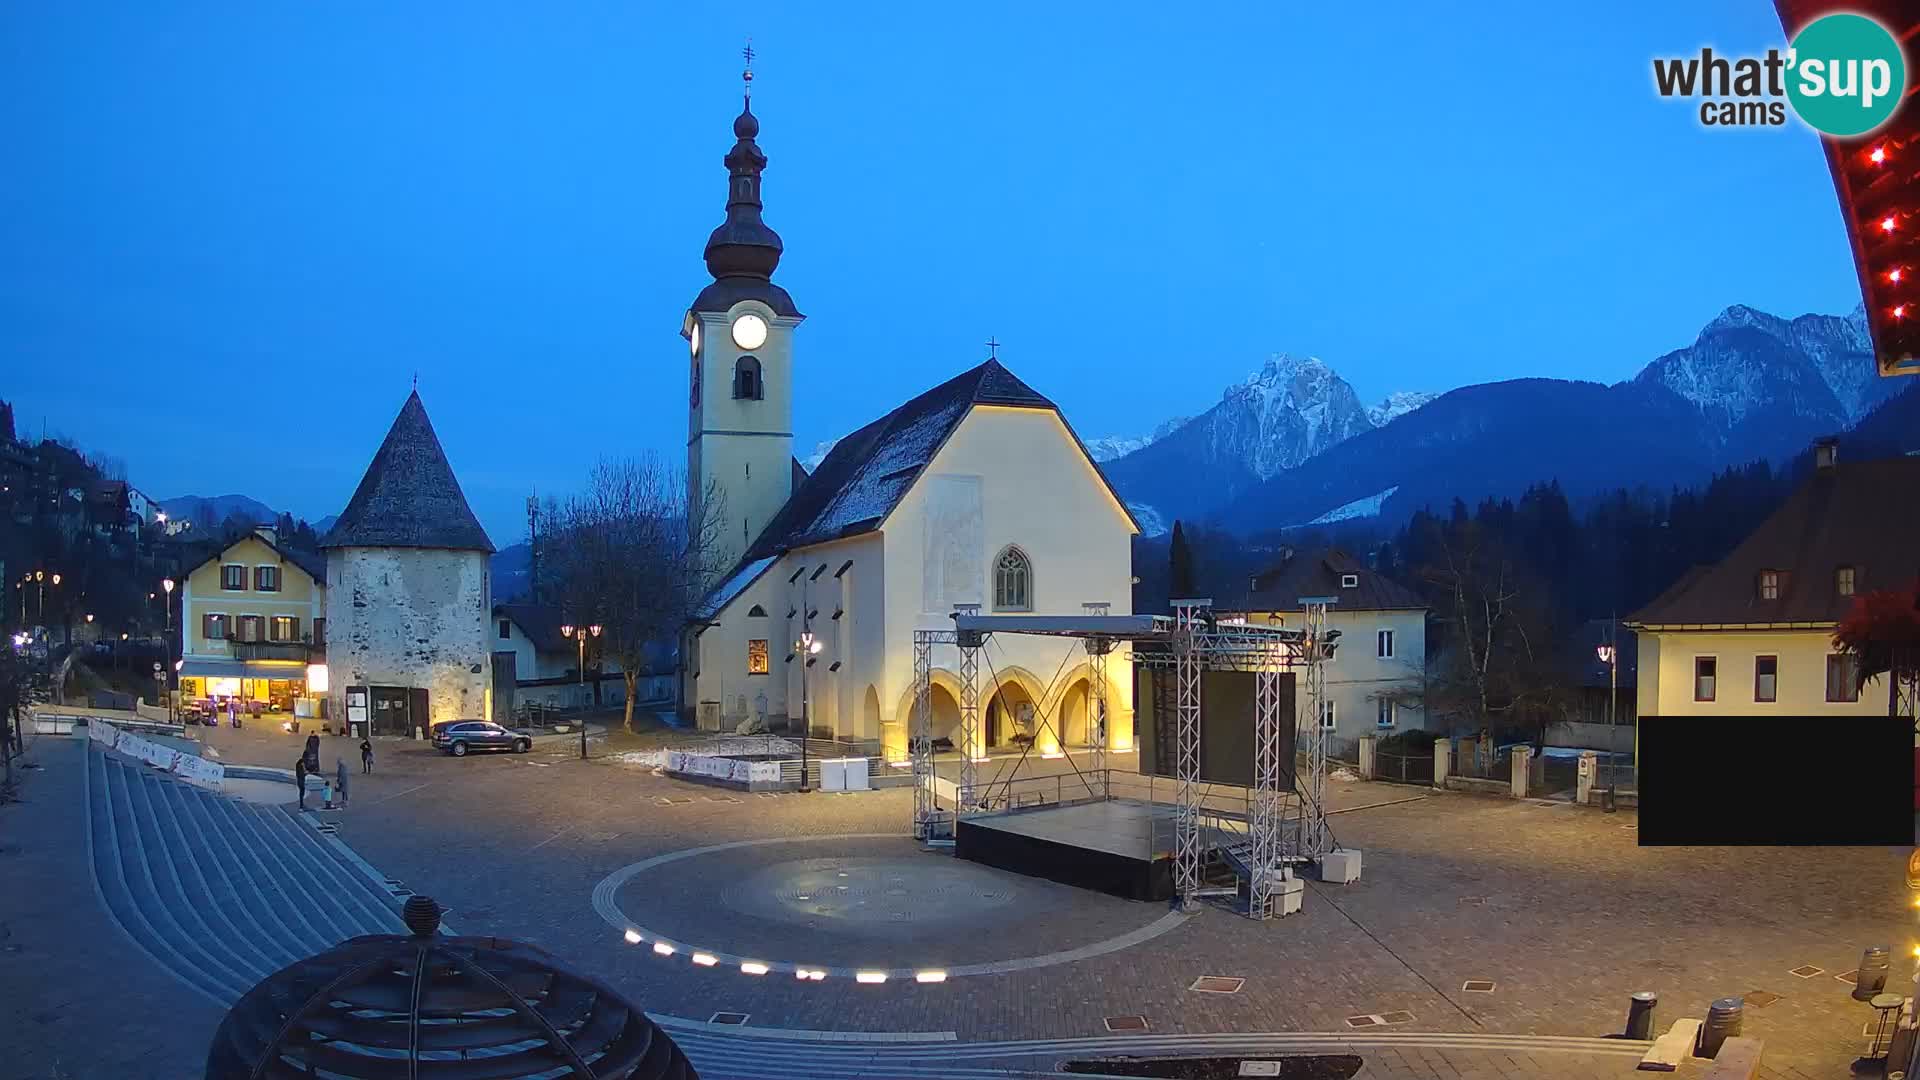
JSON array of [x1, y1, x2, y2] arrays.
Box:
[[1169, 520, 1198, 598]]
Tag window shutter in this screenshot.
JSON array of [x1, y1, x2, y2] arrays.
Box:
[[291, 617, 301, 642]]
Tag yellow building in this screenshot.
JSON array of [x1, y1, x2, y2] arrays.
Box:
[[1627, 445, 1917, 718], [178, 526, 328, 713]]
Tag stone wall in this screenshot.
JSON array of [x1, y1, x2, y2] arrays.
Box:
[[326, 547, 491, 727]]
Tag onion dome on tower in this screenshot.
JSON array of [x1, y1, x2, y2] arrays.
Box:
[[692, 49, 801, 317]]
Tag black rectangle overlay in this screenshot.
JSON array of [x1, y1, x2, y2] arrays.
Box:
[[1638, 715, 1913, 846]]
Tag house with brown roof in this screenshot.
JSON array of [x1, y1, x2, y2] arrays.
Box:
[[1222, 547, 1430, 757], [1625, 440, 1920, 718]]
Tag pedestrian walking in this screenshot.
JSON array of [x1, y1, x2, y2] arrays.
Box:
[[360, 738, 373, 774], [335, 757, 350, 807], [294, 757, 308, 810]]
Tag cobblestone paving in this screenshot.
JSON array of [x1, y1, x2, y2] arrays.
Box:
[[6, 725, 1911, 1080]]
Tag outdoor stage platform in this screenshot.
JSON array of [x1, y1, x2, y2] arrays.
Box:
[[955, 799, 1178, 902]]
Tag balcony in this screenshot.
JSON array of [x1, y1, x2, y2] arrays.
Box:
[[229, 641, 315, 663]]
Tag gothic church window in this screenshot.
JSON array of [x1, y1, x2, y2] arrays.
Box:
[[994, 546, 1032, 612], [733, 356, 763, 400]]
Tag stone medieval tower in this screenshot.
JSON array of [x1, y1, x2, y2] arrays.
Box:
[[321, 391, 495, 733]]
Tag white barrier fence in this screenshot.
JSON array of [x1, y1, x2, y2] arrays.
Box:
[[88, 719, 226, 792], [623, 749, 783, 785]]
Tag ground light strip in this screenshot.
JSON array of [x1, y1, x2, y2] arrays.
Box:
[[593, 833, 1191, 982]]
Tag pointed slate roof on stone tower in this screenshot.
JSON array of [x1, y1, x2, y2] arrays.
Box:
[[320, 391, 495, 553]]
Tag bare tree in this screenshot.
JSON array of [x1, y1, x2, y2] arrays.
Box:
[[542, 456, 727, 734], [1418, 518, 1563, 739]]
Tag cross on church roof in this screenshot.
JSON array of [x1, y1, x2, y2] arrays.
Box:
[[742, 39, 755, 97], [986, 337, 1001, 360]]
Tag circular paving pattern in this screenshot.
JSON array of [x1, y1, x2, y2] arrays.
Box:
[[593, 833, 1189, 980]]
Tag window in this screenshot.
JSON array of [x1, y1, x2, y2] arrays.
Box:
[[1754, 655, 1777, 703], [747, 604, 767, 617], [222, 564, 246, 590], [1377, 629, 1395, 659], [202, 613, 227, 640], [1376, 698, 1396, 728], [498, 618, 512, 640], [733, 355, 763, 400], [236, 615, 263, 643], [1319, 700, 1338, 729], [1826, 653, 1861, 703], [269, 616, 299, 643], [1836, 566, 1856, 597], [747, 639, 769, 675], [1693, 657, 1717, 702], [1340, 574, 1359, 589], [994, 546, 1033, 611], [254, 565, 280, 592], [1757, 570, 1779, 600]]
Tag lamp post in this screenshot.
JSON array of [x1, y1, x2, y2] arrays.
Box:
[[1597, 630, 1618, 813], [561, 623, 601, 760], [162, 578, 176, 723], [797, 630, 822, 793]]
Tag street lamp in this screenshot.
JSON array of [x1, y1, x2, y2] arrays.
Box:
[[561, 623, 602, 760], [162, 579, 176, 723], [797, 630, 823, 793], [1597, 628, 1619, 813]]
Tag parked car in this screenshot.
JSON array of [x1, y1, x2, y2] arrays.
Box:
[[431, 721, 532, 756]]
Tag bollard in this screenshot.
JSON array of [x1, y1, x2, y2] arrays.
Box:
[[1625, 991, 1658, 1040], [1696, 997, 1743, 1058], [1856, 945, 1892, 1001]]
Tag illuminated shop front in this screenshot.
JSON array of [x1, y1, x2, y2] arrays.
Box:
[[179, 659, 329, 715]]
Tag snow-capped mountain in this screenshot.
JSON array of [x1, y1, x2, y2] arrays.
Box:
[[1633, 302, 1893, 459], [799, 438, 840, 471], [1211, 302, 1903, 536], [1367, 391, 1437, 428], [1101, 354, 1436, 535], [1085, 416, 1192, 463]]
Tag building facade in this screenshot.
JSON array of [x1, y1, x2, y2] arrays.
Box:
[[178, 526, 328, 712], [680, 92, 1138, 760], [321, 392, 495, 735], [1627, 443, 1919, 718], [1224, 548, 1430, 759]]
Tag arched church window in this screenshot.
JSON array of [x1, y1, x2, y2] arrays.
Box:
[[994, 546, 1032, 612], [747, 604, 767, 617], [733, 356, 763, 400]]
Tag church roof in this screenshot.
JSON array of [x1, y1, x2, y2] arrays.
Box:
[[320, 391, 495, 553]]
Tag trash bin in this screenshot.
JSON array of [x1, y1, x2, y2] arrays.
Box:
[[1858, 946, 1892, 1001], [1697, 997, 1742, 1058], [1625, 991, 1658, 1040]]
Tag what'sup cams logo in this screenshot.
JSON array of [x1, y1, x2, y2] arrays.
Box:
[[1654, 12, 1906, 136]]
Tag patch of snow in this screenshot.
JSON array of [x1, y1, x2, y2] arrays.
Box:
[[1305, 486, 1400, 526], [1128, 501, 1168, 537], [793, 398, 968, 547], [1367, 391, 1436, 427], [1330, 766, 1360, 782], [694, 555, 778, 619]]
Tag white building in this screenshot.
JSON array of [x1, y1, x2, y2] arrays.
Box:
[[491, 602, 659, 712], [321, 391, 495, 735], [1225, 548, 1430, 759], [679, 92, 1139, 761], [1628, 443, 1916, 718]]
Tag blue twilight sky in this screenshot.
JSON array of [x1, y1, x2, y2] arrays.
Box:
[[0, 2, 1865, 543]]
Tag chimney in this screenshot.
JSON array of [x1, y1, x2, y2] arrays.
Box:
[[253, 524, 278, 545], [1813, 437, 1839, 471]]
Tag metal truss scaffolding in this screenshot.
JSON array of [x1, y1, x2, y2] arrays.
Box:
[[908, 604, 1325, 919], [1299, 600, 1333, 860], [1171, 601, 1205, 908]]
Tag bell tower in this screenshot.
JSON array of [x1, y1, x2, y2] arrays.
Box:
[[685, 46, 803, 570]]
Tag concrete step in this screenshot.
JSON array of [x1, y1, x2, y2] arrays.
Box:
[[84, 745, 410, 1005]]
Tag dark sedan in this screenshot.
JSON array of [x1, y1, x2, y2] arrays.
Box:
[[431, 721, 533, 756]]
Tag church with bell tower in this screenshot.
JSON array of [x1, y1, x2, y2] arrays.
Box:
[[679, 56, 1141, 764]]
